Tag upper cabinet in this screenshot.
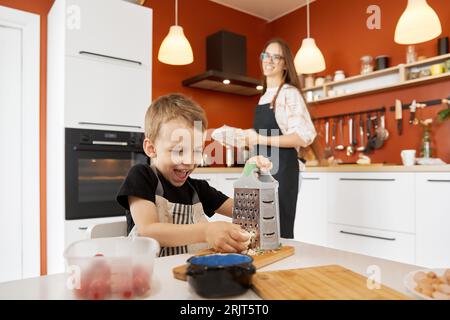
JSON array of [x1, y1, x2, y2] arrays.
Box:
[[65, 0, 152, 65], [48, 0, 152, 131]]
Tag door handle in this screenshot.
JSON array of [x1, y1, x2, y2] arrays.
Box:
[[79, 51, 142, 66], [78, 227, 88, 231], [303, 177, 320, 180], [427, 179, 450, 183], [340, 230, 396, 241], [339, 178, 396, 182]]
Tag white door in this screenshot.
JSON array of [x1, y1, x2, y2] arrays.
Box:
[[0, 6, 40, 282], [0, 25, 22, 283]]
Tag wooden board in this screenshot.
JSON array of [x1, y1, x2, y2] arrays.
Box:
[[172, 246, 295, 281], [252, 265, 409, 300]]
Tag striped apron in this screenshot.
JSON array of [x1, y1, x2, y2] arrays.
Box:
[[129, 166, 209, 257]]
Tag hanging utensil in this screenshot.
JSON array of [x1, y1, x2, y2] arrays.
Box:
[[409, 100, 417, 125], [395, 99, 403, 135], [346, 117, 354, 156], [374, 112, 385, 149], [352, 115, 358, 148], [380, 109, 389, 141], [324, 119, 332, 159], [335, 118, 344, 151], [331, 118, 337, 150], [364, 113, 374, 154], [357, 114, 365, 152]]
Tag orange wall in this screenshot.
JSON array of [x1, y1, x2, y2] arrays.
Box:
[[269, 0, 450, 164], [0, 0, 55, 275], [144, 0, 268, 131]]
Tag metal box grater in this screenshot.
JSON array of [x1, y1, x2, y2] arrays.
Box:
[[232, 164, 280, 250]]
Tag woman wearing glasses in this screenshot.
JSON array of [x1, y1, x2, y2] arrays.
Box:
[[245, 38, 316, 239]]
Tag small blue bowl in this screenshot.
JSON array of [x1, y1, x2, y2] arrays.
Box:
[[186, 253, 256, 298]]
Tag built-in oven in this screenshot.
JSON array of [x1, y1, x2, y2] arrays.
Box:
[[65, 128, 148, 220]]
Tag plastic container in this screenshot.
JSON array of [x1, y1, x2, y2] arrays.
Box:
[[64, 237, 159, 300]]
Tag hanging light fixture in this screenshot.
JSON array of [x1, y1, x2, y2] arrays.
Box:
[[395, 0, 442, 44], [158, 0, 193, 65], [294, 0, 326, 74]]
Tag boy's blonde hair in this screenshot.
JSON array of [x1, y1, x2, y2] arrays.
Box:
[[144, 93, 208, 141]]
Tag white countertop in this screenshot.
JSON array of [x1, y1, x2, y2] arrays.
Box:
[[0, 240, 421, 300], [194, 165, 450, 174]]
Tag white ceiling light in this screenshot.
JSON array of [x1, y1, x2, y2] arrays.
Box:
[[395, 0, 442, 45], [158, 0, 194, 65], [294, 0, 325, 74]]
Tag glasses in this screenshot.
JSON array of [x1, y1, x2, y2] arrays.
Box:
[[260, 52, 284, 64]]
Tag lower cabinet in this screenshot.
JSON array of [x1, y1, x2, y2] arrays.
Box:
[[327, 223, 415, 264], [415, 173, 450, 268], [65, 216, 126, 250], [294, 172, 327, 246]]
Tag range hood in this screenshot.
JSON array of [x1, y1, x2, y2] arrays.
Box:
[[182, 30, 263, 96]]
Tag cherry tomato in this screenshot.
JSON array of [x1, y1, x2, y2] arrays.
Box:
[[88, 278, 111, 300], [132, 266, 151, 296]]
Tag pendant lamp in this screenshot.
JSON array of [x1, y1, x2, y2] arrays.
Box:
[[294, 0, 326, 74], [158, 0, 193, 65], [395, 0, 442, 45]]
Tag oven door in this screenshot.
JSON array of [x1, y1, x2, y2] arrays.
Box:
[[65, 145, 148, 220]]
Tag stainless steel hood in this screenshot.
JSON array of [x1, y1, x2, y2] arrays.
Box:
[[182, 30, 263, 96]]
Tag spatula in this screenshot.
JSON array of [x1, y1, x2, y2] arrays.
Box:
[[323, 119, 332, 159], [335, 118, 344, 151]]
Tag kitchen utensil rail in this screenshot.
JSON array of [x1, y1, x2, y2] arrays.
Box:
[[312, 106, 386, 121], [388, 95, 450, 112]]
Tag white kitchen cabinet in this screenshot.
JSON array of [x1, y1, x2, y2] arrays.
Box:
[[65, 55, 150, 130], [327, 172, 415, 233], [327, 223, 415, 264], [415, 173, 450, 268], [294, 172, 327, 246], [65, 0, 152, 65], [48, 0, 152, 131]]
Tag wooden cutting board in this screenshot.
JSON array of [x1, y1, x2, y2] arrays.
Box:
[[252, 265, 409, 300], [172, 246, 295, 281]]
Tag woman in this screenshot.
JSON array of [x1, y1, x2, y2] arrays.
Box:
[[245, 38, 316, 239]]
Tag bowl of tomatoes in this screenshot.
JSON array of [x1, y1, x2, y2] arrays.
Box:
[[64, 237, 159, 300]]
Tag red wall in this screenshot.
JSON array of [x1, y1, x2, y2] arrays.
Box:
[[144, 0, 268, 131], [269, 0, 450, 164]]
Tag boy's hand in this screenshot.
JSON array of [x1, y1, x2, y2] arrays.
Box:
[[205, 222, 251, 253]]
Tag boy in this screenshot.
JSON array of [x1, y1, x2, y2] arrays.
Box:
[[117, 94, 250, 256]]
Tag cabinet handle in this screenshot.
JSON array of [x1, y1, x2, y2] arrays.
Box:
[[78, 227, 88, 231], [79, 51, 142, 66], [340, 230, 396, 241], [225, 178, 239, 181], [78, 122, 141, 129], [339, 178, 396, 182], [303, 177, 320, 180], [427, 179, 450, 183]]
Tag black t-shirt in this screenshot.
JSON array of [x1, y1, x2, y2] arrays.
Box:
[[116, 164, 229, 233]]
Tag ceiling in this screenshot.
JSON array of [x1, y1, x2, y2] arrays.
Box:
[[208, 0, 315, 22]]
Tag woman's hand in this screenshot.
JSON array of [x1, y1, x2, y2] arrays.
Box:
[[205, 222, 250, 253], [244, 129, 260, 148], [247, 155, 273, 171]]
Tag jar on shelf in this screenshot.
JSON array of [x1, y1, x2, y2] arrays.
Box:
[[334, 70, 346, 81], [406, 45, 417, 64], [360, 55, 374, 75], [315, 77, 325, 86], [304, 75, 315, 88]]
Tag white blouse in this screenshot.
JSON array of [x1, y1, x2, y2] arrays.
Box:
[[258, 84, 317, 151]]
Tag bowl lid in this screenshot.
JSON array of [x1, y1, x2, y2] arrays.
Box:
[[188, 253, 253, 268]]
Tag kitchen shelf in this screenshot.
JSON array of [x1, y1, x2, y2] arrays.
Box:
[[303, 53, 450, 104]]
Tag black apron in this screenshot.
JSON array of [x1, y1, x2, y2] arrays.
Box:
[[253, 103, 299, 239]]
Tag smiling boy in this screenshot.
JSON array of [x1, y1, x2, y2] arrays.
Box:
[[117, 94, 250, 256]]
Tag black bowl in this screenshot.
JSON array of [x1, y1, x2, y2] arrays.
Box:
[[186, 253, 256, 298]]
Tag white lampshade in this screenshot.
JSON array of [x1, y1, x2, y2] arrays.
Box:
[[158, 25, 193, 65], [294, 38, 326, 74], [395, 0, 442, 44]]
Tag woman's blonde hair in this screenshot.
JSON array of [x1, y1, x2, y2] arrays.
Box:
[[144, 93, 208, 141]]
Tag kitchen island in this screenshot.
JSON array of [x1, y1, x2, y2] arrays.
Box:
[[0, 240, 421, 300]]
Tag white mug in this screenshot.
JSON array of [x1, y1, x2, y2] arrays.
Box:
[[401, 149, 416, 166]]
